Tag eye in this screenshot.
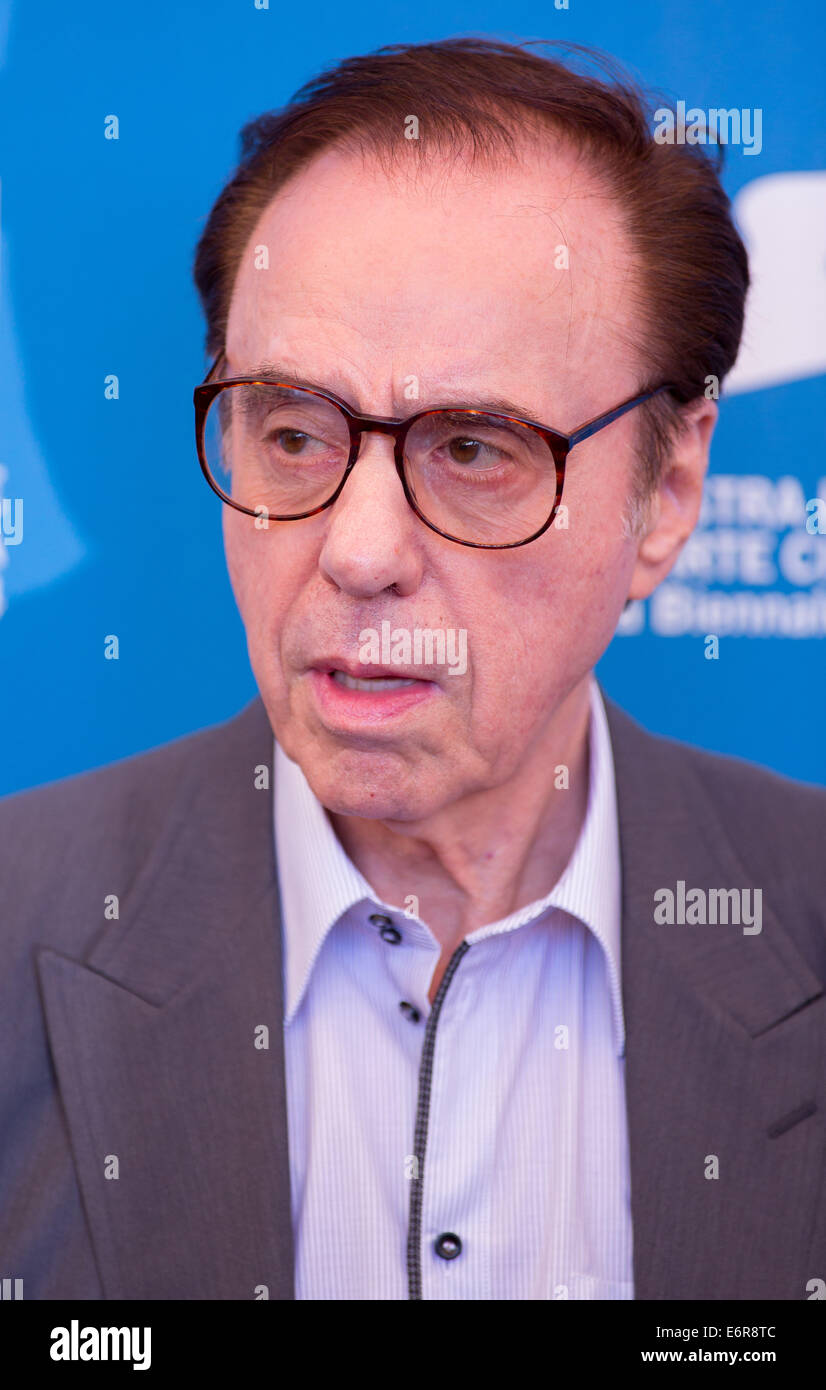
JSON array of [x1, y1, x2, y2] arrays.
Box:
[[272, 428, 311, 455], [446, 436, 500, 466]]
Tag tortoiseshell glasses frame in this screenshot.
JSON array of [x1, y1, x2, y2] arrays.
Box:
[[194, 353, 677, 550]]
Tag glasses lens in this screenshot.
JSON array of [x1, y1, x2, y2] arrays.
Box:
[[404, 411, 560, 545], [202, 382, 351, 517]]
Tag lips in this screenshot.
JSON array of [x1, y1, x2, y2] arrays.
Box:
[[308, 657, 438, 685], [331, 671, 419, 692], [305, 659, 439, 729]]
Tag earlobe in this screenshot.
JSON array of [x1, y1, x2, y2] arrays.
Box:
[[626, 398, 718, 601]]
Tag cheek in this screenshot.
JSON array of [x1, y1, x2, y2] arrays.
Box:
[[553, 528, 637, 659], [222, 513, 321, 693], [464, 521, 634, 702], [222, 511, 283, 643], [222, 507, 249, 605]]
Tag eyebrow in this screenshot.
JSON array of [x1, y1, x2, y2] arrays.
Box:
[[238, 359, 544, 423]]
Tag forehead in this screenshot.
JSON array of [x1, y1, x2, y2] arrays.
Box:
[[225, 140, 644, 416]]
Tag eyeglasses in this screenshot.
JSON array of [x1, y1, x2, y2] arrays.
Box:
[[194, 355, 676, 549]]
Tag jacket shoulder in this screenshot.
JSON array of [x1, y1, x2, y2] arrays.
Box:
[[604, 695, 826, 872], [0, 698, 270, 953]]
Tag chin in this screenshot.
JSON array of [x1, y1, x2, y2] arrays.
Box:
[[304, 750, 441, 823]]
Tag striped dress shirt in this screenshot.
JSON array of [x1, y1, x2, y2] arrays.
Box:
[[274, 676, 633, 1299]]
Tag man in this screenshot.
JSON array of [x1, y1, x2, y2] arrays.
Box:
[[1, 37, 825, 1302]]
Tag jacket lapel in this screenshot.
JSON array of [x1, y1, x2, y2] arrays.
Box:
[[37, 697, 295, 1300], [605, 694, 826, 1299]]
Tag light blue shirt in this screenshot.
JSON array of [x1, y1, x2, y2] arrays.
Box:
[[274, 677, 633, 1299]]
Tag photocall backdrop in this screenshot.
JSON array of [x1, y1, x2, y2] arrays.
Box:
[[1, 0, 824, 795]]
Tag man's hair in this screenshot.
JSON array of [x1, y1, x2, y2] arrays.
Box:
[[192, 36, 749, 515]]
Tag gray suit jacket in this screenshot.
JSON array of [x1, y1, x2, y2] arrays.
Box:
[[1, 692, 825, 1300]]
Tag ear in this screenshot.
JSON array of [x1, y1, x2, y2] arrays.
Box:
[[627, 397, 718, 600]]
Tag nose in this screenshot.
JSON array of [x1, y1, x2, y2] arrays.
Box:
[[317, 429, 424, 599]]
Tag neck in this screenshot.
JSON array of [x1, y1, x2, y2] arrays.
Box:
[[329, 676, 594, 954]]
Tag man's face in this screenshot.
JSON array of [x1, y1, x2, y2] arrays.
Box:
[[223, 140, 704, 821]]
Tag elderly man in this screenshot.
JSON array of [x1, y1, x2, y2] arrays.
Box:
[[1, 37, 825, 1303]]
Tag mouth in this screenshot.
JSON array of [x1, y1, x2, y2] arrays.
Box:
[[306, 660, 439, 728], [329, 670, 421, 693]]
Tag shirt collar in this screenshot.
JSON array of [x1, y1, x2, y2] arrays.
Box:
[[273, 676, 624, 1055], [274, 739, 379, 1028]]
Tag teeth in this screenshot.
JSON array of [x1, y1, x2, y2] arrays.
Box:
[[332, 671, 418, 692]]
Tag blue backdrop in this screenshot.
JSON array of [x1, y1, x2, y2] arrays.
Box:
[[1, 0, 824, 794]]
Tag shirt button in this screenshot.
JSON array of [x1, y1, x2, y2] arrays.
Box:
[[369, 912, 394, 929], [399, 1000, 421, 1024], [435, 1232, 462, 1260], [380, 925, 402, 944]]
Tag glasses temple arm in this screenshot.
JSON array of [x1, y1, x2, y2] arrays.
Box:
[[566, 384, 676, 449], [202, 352, 225, 384]]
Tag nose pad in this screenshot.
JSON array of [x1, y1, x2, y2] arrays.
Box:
[[318, 425, 423, 597], [325, 432, 419, 550], [343, 429, 405, 497], [354, 423, 402, 462], [344, 427, 426, 530]]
